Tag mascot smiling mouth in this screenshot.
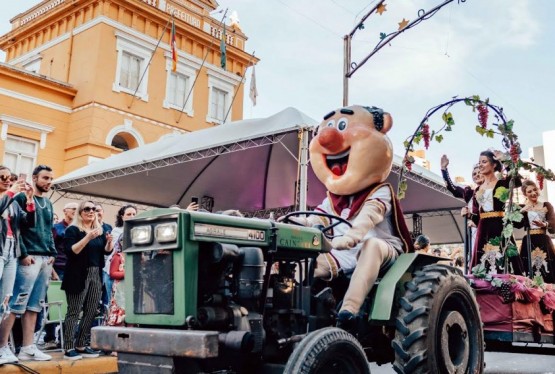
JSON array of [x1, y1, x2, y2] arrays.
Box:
[[326, 148, 350, 176]]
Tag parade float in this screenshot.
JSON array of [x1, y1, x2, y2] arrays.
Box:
[[400, 95, 555, 346]]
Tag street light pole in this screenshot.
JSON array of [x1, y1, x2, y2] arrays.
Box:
[[342, 0, 386, 107], [343, 35, 351, 106]]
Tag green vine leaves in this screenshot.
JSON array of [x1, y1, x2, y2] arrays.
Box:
[[399, 95, 555, 279]]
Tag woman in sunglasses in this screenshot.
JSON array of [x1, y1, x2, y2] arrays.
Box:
[[0, 166, 35, 317], [61, 201, 113, 360]]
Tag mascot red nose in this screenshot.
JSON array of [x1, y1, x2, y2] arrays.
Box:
[[305, 105, 414, 328]]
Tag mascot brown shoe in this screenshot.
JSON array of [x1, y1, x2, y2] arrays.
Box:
[[306, 105, 413, 327]]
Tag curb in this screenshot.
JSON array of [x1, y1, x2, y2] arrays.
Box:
[[0, 353, 117, 373]]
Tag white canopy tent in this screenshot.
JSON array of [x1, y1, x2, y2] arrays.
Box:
[[52, 107, 470, 244]]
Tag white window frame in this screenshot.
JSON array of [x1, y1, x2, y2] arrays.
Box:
[[21, 54, 42, 74], [206, 74, 234, 124], [0, 114, 54, 149], [3, 135, 38, 177], [163, 55, 197, 116], [210, 87, 228, 123], [113, 31, 154, 102]]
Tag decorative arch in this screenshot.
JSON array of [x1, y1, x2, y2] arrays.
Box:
[[106, 119, 145, 151]]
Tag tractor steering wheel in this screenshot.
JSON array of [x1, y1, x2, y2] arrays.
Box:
[[280, 211, 352, 239]]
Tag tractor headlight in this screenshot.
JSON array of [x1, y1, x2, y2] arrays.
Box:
[[155, 222, 178, 243], [130, 225, 152, 245]]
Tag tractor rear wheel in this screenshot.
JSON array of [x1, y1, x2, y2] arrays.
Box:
[[284, 327, 369, 374], [392, 264, 484, 373]]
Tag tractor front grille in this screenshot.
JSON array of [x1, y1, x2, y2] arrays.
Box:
[[132, 250, 174, 315]]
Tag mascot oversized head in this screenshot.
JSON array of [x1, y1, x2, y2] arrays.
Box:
[[310, 105, 394, 196]]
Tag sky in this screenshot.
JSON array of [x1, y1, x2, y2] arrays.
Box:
[[1, 0, 554, 181]]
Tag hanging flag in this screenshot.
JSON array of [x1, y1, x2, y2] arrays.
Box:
[[249, 65, 258, 106], [171, 19, 178, 72], [220, 24, 227, 70]]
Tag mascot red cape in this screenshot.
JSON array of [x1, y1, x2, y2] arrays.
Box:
[[306, 105, 414, 326]]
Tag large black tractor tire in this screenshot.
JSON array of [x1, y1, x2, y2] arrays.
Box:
[[284, 327, 370, 374], [392, 264, 484, 374]]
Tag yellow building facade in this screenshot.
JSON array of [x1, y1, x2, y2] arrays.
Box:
[[0, 0, 257, 177]]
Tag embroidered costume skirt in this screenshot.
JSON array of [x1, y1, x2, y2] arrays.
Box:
[[520, 232, 555, 284], [473, 213, 524, 275]]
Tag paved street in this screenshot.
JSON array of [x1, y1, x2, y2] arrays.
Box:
[[369, 350, 555, 373]]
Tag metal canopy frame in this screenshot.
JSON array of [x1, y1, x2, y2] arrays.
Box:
[[54, 133, 292, 190]]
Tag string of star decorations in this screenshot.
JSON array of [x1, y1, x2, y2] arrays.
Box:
[[346, 0, 468, 79]]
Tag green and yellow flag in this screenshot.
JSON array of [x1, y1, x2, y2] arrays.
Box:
[[220, 24, 226, 70]]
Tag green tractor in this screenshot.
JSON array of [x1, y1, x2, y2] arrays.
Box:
[[92, 208, 484, 373]]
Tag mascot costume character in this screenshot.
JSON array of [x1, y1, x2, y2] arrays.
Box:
[[304, 105, 414, 327]]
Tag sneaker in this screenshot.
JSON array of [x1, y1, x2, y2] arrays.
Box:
[[63, 349, 83, 361], [18, 344, 52, 361], [75, 346, 100, 358], [43, 341, 59, 350], [0, 345, 18, 363]]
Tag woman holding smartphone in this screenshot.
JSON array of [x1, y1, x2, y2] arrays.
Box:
[[62, 201, 113, 360], [0, 167, 35, 315]]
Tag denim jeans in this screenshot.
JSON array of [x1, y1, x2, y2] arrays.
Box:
[[0, 237, 17, 313], [10, 255, 53, 314]]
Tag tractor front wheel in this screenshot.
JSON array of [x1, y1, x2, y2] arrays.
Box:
[[284, 327, 369, 374], [392, 264, 484, 373]]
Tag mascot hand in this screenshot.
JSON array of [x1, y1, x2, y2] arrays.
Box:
[[332, 235, 357, 250]]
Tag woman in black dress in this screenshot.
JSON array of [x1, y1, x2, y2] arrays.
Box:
[[519, 179, 555, 283], [471, 150, 523, 275], [62, 201, 113, 360]]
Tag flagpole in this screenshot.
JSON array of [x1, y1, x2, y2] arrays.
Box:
[[175, 9, 228, 124], [223, 52, 255, 124], [128, 14, 174, 109]]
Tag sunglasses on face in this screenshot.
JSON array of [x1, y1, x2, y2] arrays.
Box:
[[0, 175, 11, 182], [82, 207, 97, 213]]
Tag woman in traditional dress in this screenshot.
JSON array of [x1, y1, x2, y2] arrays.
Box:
[[441, 154, 483, 203], [471, 150, 523, 274], [441, 155, 484, 271], [519, 179, 555, 283]]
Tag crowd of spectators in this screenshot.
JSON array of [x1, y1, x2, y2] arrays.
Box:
[[0, 165, 147, 363]]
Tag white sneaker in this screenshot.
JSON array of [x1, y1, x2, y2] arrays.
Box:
[[18, 344, 52, 361], [0, 345, 18, 363]]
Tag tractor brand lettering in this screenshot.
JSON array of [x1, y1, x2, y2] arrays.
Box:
[[194, 224, 265, 241], [279, 239, 298, 247], [279, 239, 314, 249]]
